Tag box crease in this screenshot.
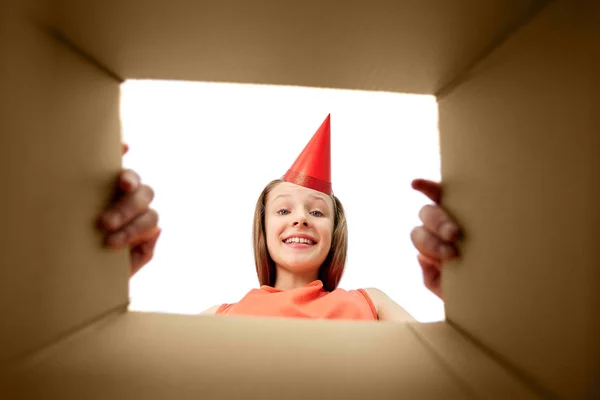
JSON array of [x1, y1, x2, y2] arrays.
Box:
[[434, 0, 554, 99], [3, 303, 128, 371], [405, 323, 478, 399], [443, 319, 558, 399], [47, 27, 124, 83]]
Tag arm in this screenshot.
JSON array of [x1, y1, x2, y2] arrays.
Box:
[[363, 288, 416, 322]]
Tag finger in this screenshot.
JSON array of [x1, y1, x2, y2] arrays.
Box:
[[122, 143, 130, 155], [418, 254, 442, 299], [130, 229, 161, 276], [129, 224, 161, 248], [105, 209, 159, 249], [100, 184, 155, 232], [119, 168, 141, 193], [418, 204, 461, 242], [411, 179, 442, 204], [411, 226, 458, 262]]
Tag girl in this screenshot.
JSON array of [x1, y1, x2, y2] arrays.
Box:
[[99, 117, 461, 321]]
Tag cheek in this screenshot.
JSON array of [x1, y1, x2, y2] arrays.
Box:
[[317, 222, 334, 249], [264, 217, 281, 246]]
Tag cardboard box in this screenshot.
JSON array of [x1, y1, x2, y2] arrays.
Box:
[[1, 0, 598, 398]]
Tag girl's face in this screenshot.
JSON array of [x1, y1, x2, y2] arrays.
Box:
[[264, 182, 335, 279]]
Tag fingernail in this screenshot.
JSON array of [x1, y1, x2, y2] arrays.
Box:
[[107, 231, 127, 247], [103, 212, 122, 230], [440, 222, 459, 242]]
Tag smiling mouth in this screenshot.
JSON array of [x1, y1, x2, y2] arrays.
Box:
[[283, 237, 316, 245]]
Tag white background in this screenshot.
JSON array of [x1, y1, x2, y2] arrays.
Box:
[[120, 80, 445, 322]]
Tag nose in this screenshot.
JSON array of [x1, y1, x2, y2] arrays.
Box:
[[293, 216, 309, 227]]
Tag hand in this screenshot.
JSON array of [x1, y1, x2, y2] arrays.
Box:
[[410, 179, 461, 300], [98, 144, 161, 277]]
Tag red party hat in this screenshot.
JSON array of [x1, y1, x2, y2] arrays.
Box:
[[282, 114, 332, 195]]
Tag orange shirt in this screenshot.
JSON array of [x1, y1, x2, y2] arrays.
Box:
[[215, 280, 377, 321]]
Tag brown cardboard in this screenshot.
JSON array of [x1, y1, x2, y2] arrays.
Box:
[[51, 0, 546, 94], [0, 0, 129, 364], [409, 323, 541, 399], [5, 312, 538, 399], [1, 0, 599, 399], [438, 0, 600, 398]]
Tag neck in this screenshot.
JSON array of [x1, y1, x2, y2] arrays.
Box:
[[273, 266, 319, 291]]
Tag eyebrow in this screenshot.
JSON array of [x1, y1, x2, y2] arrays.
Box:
[[271, 194, 329, 205]]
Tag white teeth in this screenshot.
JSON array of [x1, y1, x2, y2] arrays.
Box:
[[284, 237, 314, 245]]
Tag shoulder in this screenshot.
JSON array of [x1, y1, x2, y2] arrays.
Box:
[[362, 287, 388, 301], [198, 287, 264, 316], [361, 287, 395, 308], [360, 287, 389, 313], [361, 288, 416, 322], [198, 304, 222, 315]]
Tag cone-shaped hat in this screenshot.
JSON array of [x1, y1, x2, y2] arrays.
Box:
[[282, 114, 332, 195]]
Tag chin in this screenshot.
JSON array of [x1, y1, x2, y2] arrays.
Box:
[[276, 254, 326, 274], [282, 258, 320, 272]]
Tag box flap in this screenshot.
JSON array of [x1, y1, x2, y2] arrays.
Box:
[[51, 0, 545, 94], [438, 0, 600, 398], [0, 0, 128, 364], [5, 313, 471, 399]]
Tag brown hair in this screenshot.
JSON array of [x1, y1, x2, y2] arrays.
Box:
[[253, 179, 348, 292]]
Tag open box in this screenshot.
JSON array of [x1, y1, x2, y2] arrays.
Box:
[[1, 0, 599, 398]]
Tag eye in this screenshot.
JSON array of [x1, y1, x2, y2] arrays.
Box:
[[277, 209, 290, 215], [310, 210, 324, 217]]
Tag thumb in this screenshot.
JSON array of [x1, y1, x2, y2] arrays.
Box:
[[411, 179, 442, 204]]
